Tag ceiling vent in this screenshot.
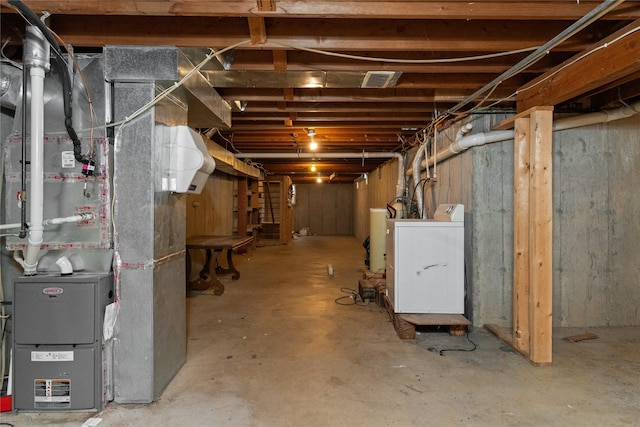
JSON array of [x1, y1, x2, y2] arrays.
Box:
[[361, 71, 402, 88]]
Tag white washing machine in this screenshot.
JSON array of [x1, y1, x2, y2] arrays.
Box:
[[385, 204, 464, 314]]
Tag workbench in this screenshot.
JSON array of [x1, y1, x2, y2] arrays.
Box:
[[186, 235, 254, 295]]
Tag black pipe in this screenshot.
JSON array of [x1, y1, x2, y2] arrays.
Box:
[[19, 58, 28, 238], [8, 0, 92, 167]]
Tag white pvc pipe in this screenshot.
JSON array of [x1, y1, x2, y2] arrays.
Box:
[[23, 65, 46, 275], [409, 98, 640, 174], [44, 213, 94, 226], [0, 213, 95, 231]]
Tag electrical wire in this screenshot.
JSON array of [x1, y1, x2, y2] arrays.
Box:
[[518, 23, 640, 96], [0, 37, 22, 69], [334, 287, 371, 306], [428, 332, 477, 356], [397, 0, 633, 154], [270, 42, 541, 64], [7, 0, 90, 166], [112, 41, 251, 132]]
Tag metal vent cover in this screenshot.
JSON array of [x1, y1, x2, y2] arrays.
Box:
[[361, 71, 402, 88]]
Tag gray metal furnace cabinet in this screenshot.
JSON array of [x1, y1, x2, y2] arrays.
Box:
[[12, 273, 114, 412]]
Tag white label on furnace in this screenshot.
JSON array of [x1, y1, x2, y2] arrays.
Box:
[[61, 151, 76, 168], [31, 351, 74, 362]]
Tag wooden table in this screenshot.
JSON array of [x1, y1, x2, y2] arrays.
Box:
[[186, 235, 254, 295]]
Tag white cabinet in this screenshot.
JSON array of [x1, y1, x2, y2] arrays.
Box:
[[385, 219, 464, 314]]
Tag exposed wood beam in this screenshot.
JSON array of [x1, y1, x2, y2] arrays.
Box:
[[228, 50, 574, 74], [11, 15, 612, 52], [242, 102, 434, 113], [3, 1, 639, 20], [247, 16, 267, 44], [256, 0, 276, 12], [513, 116, 531, 355], [224, 123, 426, 130], [282, 88, 294, 101], [217, 88, 465, 102], [273, 50, 287, 72], [517, 19, 640, 112], [528, 108, 554, 365]]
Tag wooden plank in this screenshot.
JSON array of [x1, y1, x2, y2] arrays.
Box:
[[38, 15, 605, 51], [247, 16, 267, 44], [384, 295, 416, 339], [273, 50, 287, 72], [485, 324, 514, 347], [399, 314, 471, 326], [513, 116, 531, 355], [528, 108, 554, 365], [7, 2, 639, 20], [562, 332, 599, 343], [517, 19, 640, 112], [492, 106, 553, 130]]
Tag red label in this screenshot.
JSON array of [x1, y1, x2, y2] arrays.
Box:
[[42, 287, 64, 295]]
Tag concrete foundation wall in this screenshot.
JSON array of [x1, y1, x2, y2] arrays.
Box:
[[421, 114, 640, 328], [553, 114, 640, 326]]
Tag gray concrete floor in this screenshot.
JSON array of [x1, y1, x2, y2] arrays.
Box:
[[3, 236, 640, 426]]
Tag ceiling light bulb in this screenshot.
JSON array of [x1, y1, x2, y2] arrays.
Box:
[[309, 141, 318, 150], [311, 164, 316, 172], [316, 177, 322, 183]]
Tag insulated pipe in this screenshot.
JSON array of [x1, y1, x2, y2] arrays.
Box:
[[235, 151, 405, 199]]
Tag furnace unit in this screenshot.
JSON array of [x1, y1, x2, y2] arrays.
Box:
[[385, 204, 464, 314], [12, 273, 114, 411]]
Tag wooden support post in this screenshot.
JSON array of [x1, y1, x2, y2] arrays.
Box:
[[496, 105, 553, 365], [513, 117, 531, 355], [528, 109, 553, 364]]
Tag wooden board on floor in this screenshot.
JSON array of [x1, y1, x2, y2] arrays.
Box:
[[384, 295, 470, 339], [400, 313, 471, 326]]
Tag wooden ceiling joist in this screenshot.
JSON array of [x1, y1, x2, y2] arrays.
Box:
[[3, 1, 639, 21], [517, 20, 640, 111]]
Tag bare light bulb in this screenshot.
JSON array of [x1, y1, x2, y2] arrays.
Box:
[[309, 141, 318, 150], [311, 164, 316, 172], [316, 177, 322, 183]]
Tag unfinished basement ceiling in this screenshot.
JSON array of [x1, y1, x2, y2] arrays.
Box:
[[2, 1, 639, 183]]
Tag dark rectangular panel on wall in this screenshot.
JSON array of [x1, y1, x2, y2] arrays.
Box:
[[294, 184, 353, 235]]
